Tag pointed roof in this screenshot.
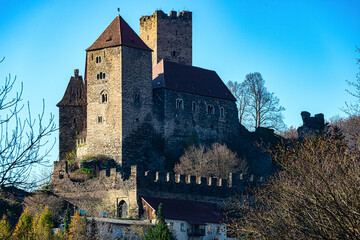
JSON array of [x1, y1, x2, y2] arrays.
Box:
[[57, 71, 86, 107], [86, 15, 152, 52], [152, 60, 236, 101]]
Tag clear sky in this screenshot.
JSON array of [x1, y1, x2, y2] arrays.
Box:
[[1, 0, 360, 164]]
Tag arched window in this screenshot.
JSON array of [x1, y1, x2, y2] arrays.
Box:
[[220, 107, 225, 118], [192, 101, 197, 112], [101, 91, 108, 103], [103, 72, 105, 79], [98, 56, 101, 63], [176, 98, 184, 110], [97, 74, 100, 80], [207, 105, 215, 115], [100, 72, 103, 79], [96, 57, 98, 63]]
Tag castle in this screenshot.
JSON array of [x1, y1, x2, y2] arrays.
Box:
[[57, 10, 240, 171], [52, 10, 255, 219]]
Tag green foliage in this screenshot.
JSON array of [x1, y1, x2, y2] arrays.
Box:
[[144, 203, 175, 240], [0, 214, 12, 239], [12, 208, 34, 239], [68, 211, 86, 240], [34, 206, 54, 240], [63, 204, 71, 233], [80, 155, 112, 163]]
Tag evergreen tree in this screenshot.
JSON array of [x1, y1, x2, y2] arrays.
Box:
[[0, 214, 12, 239], [12, 208, 34, 239], [68, 211, 86, 240], [63, 204, 71, 233], [34, 206, 54, 240], [144, 203, 175, 240]]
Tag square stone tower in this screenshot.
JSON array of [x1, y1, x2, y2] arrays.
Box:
[[140, 10, 192, 68], [85, 15, 153, 167]]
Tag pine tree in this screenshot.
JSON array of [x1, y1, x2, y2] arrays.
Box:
[[12, 208, 34, 239], [68, 211, 86, 240], [34, 206, 54, 240], [144, 203, 175, 240], [0, 214, 12, 239], [63, 204, 71, 233]]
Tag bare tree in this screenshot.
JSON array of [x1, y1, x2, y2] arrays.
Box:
[[226, 129, 360, 239], [227, 73, 285, 131], [174, 143, 247, 179], [244, 72, 285, 131], [342, 46, 360, 116], [0, 58, 56, 189], [227, 81, 249, 125]]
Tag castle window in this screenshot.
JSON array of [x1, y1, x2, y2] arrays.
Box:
[[147, 35, 149, 40], [97, 116, 103, 123], [134, 93, 140, 104], [99, 56, 101, 63], [97, 74, 100, 80], [220, 107, 225, 118], [207, 105, 215, 115], [171, 51, 176, 57], [103, 72, 106, 79], [101, 92, 108, 103], [192, 101, 197, 112], [100, 72, 103, 79], [96, 57, 98, 63], [176, 98, 184, 110]]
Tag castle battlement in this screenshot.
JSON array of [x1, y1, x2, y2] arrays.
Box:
[[140, 10, 192, 23]]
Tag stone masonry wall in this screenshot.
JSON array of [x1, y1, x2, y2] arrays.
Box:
[[85, 46, 152, 167], [59, 106, 86, 159], [52, 162, 139, 218], [153, 88, 240, 168], [140, 10, 192, 68]]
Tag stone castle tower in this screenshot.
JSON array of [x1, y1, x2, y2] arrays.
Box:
[[57, 69, 87, 159], [140, 10, 192, 68], [83, 15, 153, 167]]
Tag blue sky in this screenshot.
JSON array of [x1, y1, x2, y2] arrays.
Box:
[[1, 0, 360, 164]]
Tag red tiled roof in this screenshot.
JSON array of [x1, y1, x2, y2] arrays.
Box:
[[86, 15, 152, 52], [152, 60, 236, 101], [141, 196, 223, 224]]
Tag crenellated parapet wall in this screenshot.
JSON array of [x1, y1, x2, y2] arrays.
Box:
[[137, 170, 262, 202]]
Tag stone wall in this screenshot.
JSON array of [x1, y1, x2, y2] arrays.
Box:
[[58, 106, 86, 159], [85, 46, 152, 167], [153, 88, 240, 169], [140, 10, 192, 68], [51, 162, 259, 218]]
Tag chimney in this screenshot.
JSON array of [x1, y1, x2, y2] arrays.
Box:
[[74, 69, 79, 79]]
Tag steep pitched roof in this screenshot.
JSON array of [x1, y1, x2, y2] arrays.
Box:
[[152, 60, 236, 101], [141, 196, 223, 224], [86, 15, 152, 52], [57, 75, 86, 107]]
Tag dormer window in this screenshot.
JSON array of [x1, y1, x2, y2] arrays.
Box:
[[207, 105, 215, 115], [176, 98, 184, 110]]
